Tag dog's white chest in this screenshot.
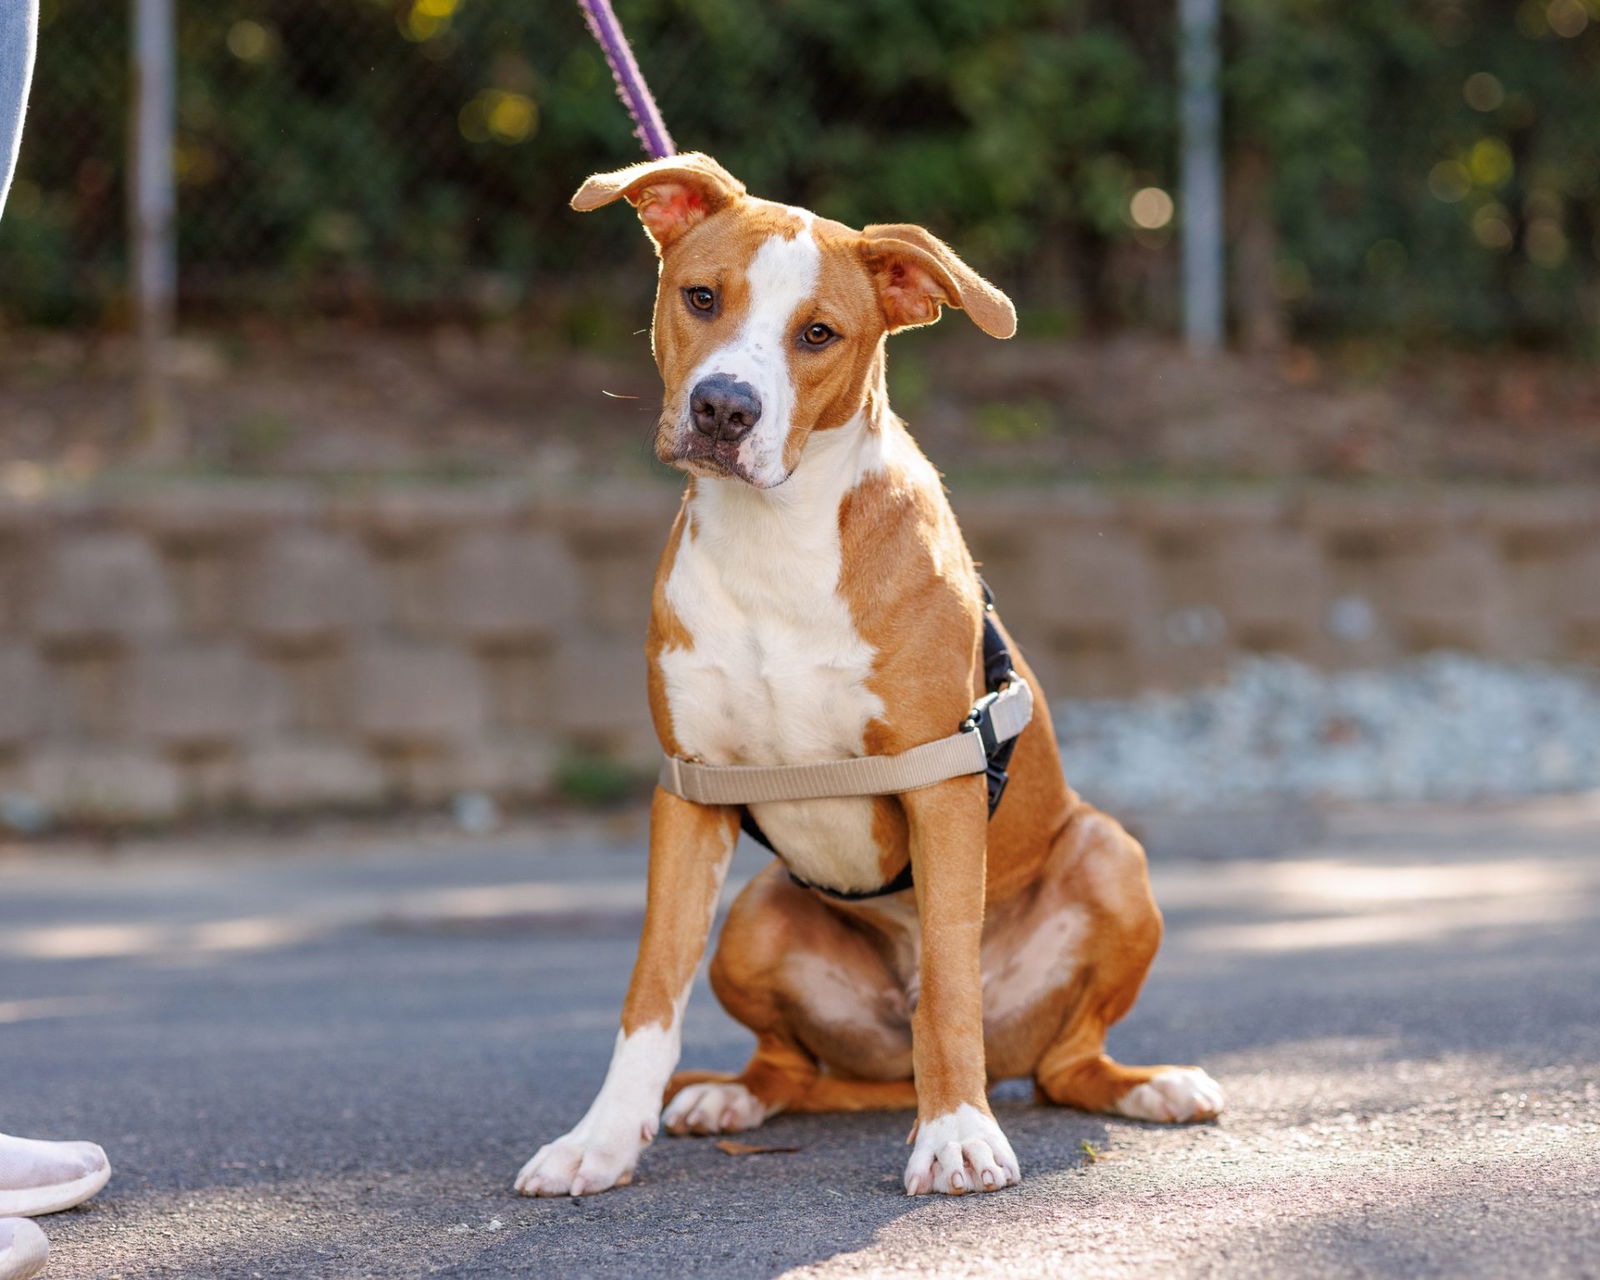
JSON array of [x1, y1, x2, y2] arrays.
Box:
[[658, 477, 888, 891]]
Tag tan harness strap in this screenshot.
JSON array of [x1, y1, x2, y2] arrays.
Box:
[[658, 678, 1034, 807]]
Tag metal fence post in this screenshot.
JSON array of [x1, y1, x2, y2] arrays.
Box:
[[130, 0, 178, 456], [1179, 0, 1224, 354]]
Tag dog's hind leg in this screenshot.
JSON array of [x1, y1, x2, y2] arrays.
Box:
[[784, 1075, 917, 1113], [663, 863, 914, 1135], [662, 1035, 815, 1135], [667, 1054, 917, 1130], [1031, 811, 1225, 1124]]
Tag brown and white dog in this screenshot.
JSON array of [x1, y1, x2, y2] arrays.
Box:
[[515, 153, 1223, 1199]]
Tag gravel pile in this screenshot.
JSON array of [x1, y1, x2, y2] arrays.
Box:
[[1055, 653, 1600, 813]]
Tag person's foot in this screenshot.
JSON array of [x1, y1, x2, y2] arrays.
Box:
[[0, 1135, 111, 1217], [0, 1218, 48, 1280]]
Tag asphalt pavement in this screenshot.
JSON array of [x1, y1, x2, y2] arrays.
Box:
[[2, 799, 1598, 1280]]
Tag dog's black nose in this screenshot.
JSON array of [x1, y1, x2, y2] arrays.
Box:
[[689, 375, 762, 443]]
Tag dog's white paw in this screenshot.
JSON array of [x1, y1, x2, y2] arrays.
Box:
[[903, 1103, 1021, 1196], [513, 1121, 653, 1197], [662, 1081, 770, 1135], [1113, 1067, 1225, 1123]]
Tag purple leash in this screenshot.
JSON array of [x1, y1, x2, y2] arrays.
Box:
[[576, 0, 676, 160]]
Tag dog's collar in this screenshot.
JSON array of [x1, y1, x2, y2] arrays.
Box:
[[661, 582, 1028, 900]]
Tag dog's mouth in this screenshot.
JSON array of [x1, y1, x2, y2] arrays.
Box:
[[662, 425, 789, 489]]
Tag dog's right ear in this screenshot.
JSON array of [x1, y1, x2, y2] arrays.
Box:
[[571, 152, 746, 252]]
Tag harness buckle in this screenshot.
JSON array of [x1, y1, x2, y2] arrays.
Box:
[[961, 687, 1004, 755]]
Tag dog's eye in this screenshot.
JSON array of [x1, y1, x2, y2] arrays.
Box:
[[801, 323, 836, 347], [685, 286, 716, 313]]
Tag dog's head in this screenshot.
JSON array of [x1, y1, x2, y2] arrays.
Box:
[[573, 153, 1015, 489]]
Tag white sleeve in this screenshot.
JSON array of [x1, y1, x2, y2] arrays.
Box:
[[0, 0, 40, 219]]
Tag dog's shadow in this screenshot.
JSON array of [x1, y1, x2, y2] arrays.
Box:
[[486, 1088, 1121, 1279]]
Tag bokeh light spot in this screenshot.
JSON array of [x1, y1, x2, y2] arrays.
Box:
[[1468, 138, 1514, 188], [1546, 0, 1589, 36], [1462, 72, 1504, 111], [1526, 218, 1568, 266], [488, 93, 537, 143], [1516, 0, 1550, 35], [401, 0, 456, 42], [1471, 202, 1513, 250], [460, 90, 538, 145], [2, 462, 48, 500], [1128, 187, 1174, 230], [226, 20, 273, 63]]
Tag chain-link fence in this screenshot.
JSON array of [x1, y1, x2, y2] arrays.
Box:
[[2, 0, 1599, 348]]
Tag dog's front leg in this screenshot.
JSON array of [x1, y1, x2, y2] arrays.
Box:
[[900, 775, 1020, 1195], [515, 789, 739, 1197]]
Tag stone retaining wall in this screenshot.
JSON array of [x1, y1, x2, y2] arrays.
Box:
[[0, 483, 1596, 821]]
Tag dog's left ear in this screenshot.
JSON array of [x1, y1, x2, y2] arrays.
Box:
[[858, 224, 1017, 339], [571, 152, 746, 252]]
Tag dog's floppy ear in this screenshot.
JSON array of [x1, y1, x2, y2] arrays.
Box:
[[858, 224, 1017, 339], [571, 152, 746, 252]]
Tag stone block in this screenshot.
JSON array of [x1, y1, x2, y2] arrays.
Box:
[[332, 485, 521, 547], [0, 644, 44, 744], [31, 533, 178, 647], [956, 490, 1122, 540], [0, 492, 93, 538], [960, 495, 1123, 633], [387, 735, 558, 805], [265, 650, 349, 735], [179, 749, 244, 811], [1212, 529, 1327, 646], [478, 648, 560, 732], [111, 483, 316, 548], [243, 529, 385, 647], [1026, 530, 1161, 640], [555, 636, 650, 748], [442, 530, 579, 645], [1048, 637, 1142, 699], [1481, 489, 1600, 558], [241, 740, 388, 810], [465, 735, 558, 797], [542, 492, 682, 553], [23, 747, 184, 823], [580, 545, 659, 636], [1560, 545, 1600, 625], [352, 644, 488, 746], [1303, 493, 1464, 559], [0, 542, 25, 633], [1387, 535, 1510, 652], [1125, 491, 1289, 544], [165, 550, 239, 637], [38, 652, 118, 738], [126, 645, 289, 747]]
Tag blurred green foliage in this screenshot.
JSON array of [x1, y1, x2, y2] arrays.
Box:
[[2, 0, 1597, 349]]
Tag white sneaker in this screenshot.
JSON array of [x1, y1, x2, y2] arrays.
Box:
[[0, 1218, 48, 1280], [0, 1135, 111, 1218]]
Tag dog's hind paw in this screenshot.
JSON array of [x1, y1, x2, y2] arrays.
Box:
[[1113, 1067, 1225, 1124], [662, 1081, 770, 1135]]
